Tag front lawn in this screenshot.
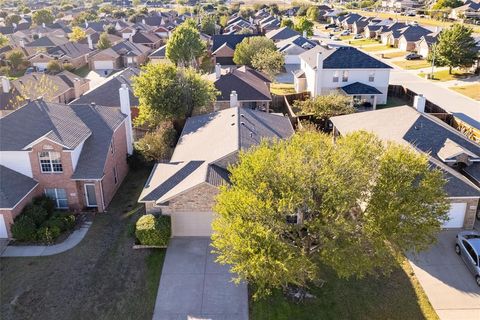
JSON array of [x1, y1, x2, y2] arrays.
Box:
[[0, 168, 164, 320], [73, 65, 90, 78], [360, 45, 394, 52], [347, 38, 381, 46], [418, 69, 474, 81], [271, 83, 296, 95], [251, 258, 438, 320], [393, 60, 431, 70], [450, 83, 480, 100], [377, 51, 406, 59], [377, 96, 409, 109]]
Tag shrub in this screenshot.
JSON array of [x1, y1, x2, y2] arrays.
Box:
[[43, 213, 75, 232], [62, 63, 75, 72], [22, 204, 49, 226], [32, 195, 56, 215], [135, 214, 171, 246], [36, 226, 61, 244], [11, 215, 37, 241]]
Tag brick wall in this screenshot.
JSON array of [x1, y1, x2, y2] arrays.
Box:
[[162, 183, 219, 214], [29, 139, 83, 211]]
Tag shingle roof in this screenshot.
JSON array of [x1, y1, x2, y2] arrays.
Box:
[[47, 42, 92, 58], [211, 34, 254, 52], [212, 66, 271, 102], [132, 31, 162, 44], [111, 40, 151, 56], [25, 35, 69, 47], [341, 82, 383, 95], [300, 45, 392, 69], [149, 45, 166, 58], [330, 106, 480, 198], [0, 165, 38, 209], [71, 67, 140, 107], [139, 107, 294, 203]]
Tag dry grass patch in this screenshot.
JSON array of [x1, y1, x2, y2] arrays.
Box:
[[393, 60, 431, 70], [450, 83, 480, 100]]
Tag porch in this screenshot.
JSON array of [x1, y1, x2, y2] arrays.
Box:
[[340, 82, 383, 111]]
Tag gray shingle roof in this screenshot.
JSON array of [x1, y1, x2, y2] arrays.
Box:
[[341, 82, 382, 95], [25, 36, 68, 48], [266, 27, 301, 41], [149, 45, 166, 58], [71, 67, 140, 107], [47, 42, 92, 58], [211, 34, 254, 52], [213, 66, 271, 102], [330, 106, 480, 198], [0, 165, 38, 209]]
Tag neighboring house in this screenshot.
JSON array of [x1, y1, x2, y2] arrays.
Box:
[[29, 42, 92, 70], [294, 45, 391, 108], [0, 72, 90, 113], [211, 34, 254, 65], [148, 45, 168, 64], [331, 104, 480, 229], [266, 26, 301, 42], [415, 33, 439, 57], [450, 0, 480, 20], [23, 35, 69, 55], [259, 16, 281, 34], [78, 32, 123, 49], [88, 40, 150, 72], [339, 13, 363, 31], [0, 89, 135, 238], [131, 31, 163, 49], [207, 65, 272, 111], [138, 107, 294, 236], [276, 35, 316, 64], [396, 25, 434, 51]]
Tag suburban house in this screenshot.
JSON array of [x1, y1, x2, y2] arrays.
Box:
[[450, 0, 480, 20], [276, 35, 317, 64], [29, 42, 92, 70], [88, 40, 150, 72], [294, 45, 391, 108], [138, 107, 294, 236], [415, 33, 440, 58], [207, 64, 272, 111], [0, 72, 90, 115], [0, 86, 135, 238], [131, 31, 163, 49], [259, 16, 281, 34], [23, 35, 69, 55], [337, 13, 363, 31], [266, 26, 301, 42], [148, 45, 168, 64], [211, 34, 254, 65], [78, 32, 123, 49], [331, 104, 480, 229], [381, 25, 432, 48], [365, 22, 407, 40]]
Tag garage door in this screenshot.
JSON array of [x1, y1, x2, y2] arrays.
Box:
[[171, 211, 214, 237], [442, 202, 467, 228], [94, 60, 114, 70], [0, 214, 8, 238], [34, 62, 48, 71]]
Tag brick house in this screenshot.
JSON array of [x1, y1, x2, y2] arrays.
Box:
[[139, 107, 294, 236], [88, 40, 151, 72], [331, 104, 480, 229], [211, 34, 254, 65], [0, 85, 134, 238]]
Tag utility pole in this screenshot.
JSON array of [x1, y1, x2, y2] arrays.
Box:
[[430, 43, 436, 79]]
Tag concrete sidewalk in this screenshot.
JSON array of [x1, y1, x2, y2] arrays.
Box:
[[1, 221, 92, 258]]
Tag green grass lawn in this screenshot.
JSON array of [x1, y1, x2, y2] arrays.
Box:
[[418, 69, 474, 81], [450, 83, 480, 100], [73, 65, 90, 77], [251, 258, 438, 320], [347, 38, 381, 46], [377, 96, 409, 109], [393, 60, 432, 70], [377, 51, 406, 59], [360, 45, 394, 52], [271, 83, 296, 95]]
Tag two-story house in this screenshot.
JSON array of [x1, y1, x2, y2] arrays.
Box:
[[293, 45, 392, 109], [0, 85, 134, 238]]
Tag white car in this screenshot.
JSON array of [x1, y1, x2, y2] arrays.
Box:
[[353, 34, 363, 39], [330, 35, 340, 41], [340, 30, 350, 36]]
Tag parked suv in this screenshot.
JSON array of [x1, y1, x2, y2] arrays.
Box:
[[405, 53, 422, 60], [455, 231, 480, 286]]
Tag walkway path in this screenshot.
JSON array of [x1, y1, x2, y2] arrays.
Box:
[[0, 221, 92, 257], [153, 237, 248, 320]]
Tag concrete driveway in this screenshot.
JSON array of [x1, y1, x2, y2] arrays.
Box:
[[153, 237, 248, 320], [408, 230, 480, 320]]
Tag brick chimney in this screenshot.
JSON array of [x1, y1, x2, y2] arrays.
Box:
[[119, 84, 134, 155]]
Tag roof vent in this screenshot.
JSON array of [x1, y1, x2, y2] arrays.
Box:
[[240, 122, 245, 125], [90, 102, 96, 107], [231, 123, 235, 126]]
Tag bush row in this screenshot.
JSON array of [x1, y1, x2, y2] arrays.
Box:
[[11, 195, 76, 244]]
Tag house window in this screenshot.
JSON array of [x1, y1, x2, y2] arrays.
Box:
[[333, 71, 339, 83], [113, 166, 118, 184], [39, 151, 63, 173], [342, 71, 349, 82], [368, 72, 375, 82], [45, 188, 68, 208]]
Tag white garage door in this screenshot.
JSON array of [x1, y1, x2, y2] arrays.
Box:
[[171, 211, 214, 237], [34, 62, 48, 71], [94, 60, 114, 70], [0, 214, 9, 238], [442, 202, 467, 228]]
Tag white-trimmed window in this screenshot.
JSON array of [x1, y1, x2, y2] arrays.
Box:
[[333, 71, 339, 82], [342, 71, 349, 82], [39, 151, 63, 173], [45, 188, 68, 208], [368, 72, 375, 82]]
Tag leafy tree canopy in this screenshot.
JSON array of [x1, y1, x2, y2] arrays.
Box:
[[294, 93, 355, 119], [281, 18, 294, 29], [432, 0, 463, 9], [251, 49, 285, 80], [295, 17, 314, 37], [97, 32, 112, 50], [233, 36, 277, 66], [32, 9, 54, 25], [166, 21, 206, 67], [69, 26, 87, 42], [135, 121, 177, 162], [133, 63, 217, 126], [212, 131, 449, 299]]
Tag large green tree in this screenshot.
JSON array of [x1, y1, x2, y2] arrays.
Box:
[[294, 93, 355, 119], [295, 17, 314, 37], [133, 63, 217, 126], [200, 15, 217, 36], [0, 34, 8, 47], [430, 24, 478, 74], [166, 21, 206, 67], [233, 36, 277, 66], [251, 49, 285, 80], [212, 131, 449, 299], [97, 32, 112, 50], [32, 9, 54, 25], [432, 0, 463, 9], [280, 18, 294, 29], [6, 50, 26, 70]]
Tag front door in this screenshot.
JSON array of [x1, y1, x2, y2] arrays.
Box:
[[84, 184, 98, 207]]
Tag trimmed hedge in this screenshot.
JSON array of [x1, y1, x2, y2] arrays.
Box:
[[135, 214, 171, 246], [11, 195, 75, 243]]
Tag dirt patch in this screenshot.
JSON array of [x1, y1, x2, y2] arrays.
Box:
[[0, 168, 165, 320]]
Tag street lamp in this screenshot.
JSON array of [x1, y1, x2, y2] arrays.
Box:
[[430, 43, 436, 79]]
